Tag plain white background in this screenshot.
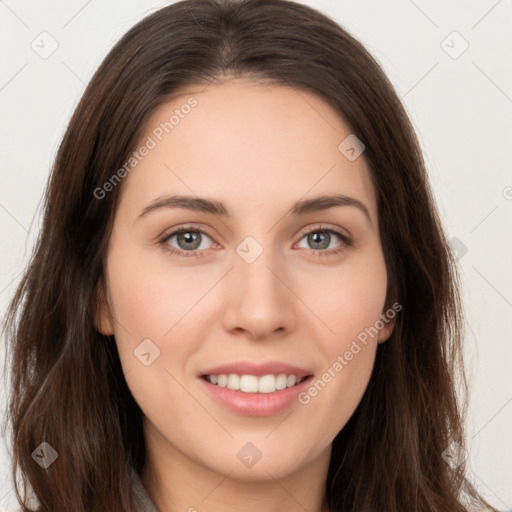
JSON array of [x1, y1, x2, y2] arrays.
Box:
[[0, 1, 511, 510]]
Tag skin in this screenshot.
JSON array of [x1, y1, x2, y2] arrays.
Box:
[[96, 78, 395, 512]]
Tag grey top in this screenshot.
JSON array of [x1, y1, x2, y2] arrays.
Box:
[[130, 468, 160, 512]]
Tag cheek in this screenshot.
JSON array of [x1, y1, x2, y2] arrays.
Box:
[[105, 244, 204, 342], [104, 250, 204, 425], [103, 243, 212, 402], [294, 250, 386, 429], [304, 248, 388, 348], [297, 298, 380, 446]]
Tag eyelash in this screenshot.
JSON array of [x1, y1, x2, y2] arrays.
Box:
[[157, 224, 352, 259]]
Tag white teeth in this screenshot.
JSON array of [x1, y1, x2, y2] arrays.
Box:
[[276, 373, 287, 390], [258, 374, 275, 393], [227, 374, 240, 390], [240, 375, 258, 393], [286, 375, 297, 387], [205, 373, 306, 393]]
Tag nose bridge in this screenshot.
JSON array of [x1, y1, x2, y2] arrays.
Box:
[[223, 233, 295, 338], [237, 238, 277, 290], [235, 233, 283, 303]]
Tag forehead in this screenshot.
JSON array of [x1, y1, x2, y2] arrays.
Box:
[[118, 79, 377, 225]]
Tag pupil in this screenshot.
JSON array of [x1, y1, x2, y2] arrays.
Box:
[[179, 231, 200, 250], [309, 231, 329, 250]]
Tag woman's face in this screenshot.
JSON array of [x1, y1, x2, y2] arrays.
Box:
[[97, 78, 394, 481]]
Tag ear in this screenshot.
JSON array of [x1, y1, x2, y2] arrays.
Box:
[[94, 275, 115, 336], [377, 308, 398, 344]]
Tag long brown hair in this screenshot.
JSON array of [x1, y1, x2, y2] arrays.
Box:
[[2, 0, 495, 510]]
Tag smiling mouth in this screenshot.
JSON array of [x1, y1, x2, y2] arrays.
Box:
[[201, 373, 312, 393]]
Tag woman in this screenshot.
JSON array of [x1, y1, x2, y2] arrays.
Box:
[[2, 0, 495, 510]]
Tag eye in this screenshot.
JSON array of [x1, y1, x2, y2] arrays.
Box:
[[158, 224, 351, 258], [159, 226, 215, 257], [296, 226, 351, 256]]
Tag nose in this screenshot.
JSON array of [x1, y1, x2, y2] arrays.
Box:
[[222, 242, 297, 341]]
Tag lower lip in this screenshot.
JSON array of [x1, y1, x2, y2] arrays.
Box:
[[199, 376, 313, 417]]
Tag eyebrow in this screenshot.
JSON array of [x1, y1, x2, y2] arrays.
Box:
[[137, 193, 372, 225]]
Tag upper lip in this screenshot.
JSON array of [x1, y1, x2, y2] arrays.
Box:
[[199, 360, 313, 378]]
